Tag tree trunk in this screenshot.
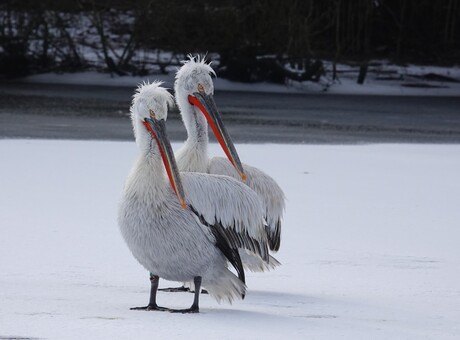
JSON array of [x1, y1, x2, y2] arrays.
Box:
[[357, 61, 368, 85], [333, 0, 341, 81], [396, 0, 407, 60]]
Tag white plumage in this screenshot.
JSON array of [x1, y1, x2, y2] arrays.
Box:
[[118, 82, 269, 312], [209, 158, 285, 251], [174, 56, 286, 259]]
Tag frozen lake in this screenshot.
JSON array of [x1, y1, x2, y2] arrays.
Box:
[[1, 82, 460, 143], [1, 140, 459, 339]]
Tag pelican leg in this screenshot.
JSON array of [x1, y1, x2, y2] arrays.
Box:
[[170, 276, 201, 314], [131, 274, 170, 311]]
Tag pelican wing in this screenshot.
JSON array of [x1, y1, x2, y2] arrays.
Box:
[[182, 172, 269, 262], [189, 204, 245, 283], [209, 157, 286, 251]]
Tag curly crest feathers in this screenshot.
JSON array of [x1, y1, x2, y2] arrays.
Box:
[[176, 55, 216, 80]]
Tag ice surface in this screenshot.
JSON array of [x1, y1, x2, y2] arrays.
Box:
[[1, 140, 459, 339]]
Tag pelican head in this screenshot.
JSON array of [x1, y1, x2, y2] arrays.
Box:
[[174, 55, 246, 181], [130, 81, 186, 208]]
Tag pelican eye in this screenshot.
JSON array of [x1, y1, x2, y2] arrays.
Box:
[[197, 83, 205, 93], [149, 109, 156, 118]]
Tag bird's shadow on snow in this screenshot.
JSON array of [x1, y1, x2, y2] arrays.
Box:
[[199, 289, 332, 323]]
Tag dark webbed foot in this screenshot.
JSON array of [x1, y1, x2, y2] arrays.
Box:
[[158, 286, 190, 292], [131, 304, 170, 312], [169, 277, 202, 313], [132, 274, 171, 311], [169, 306, 199, 314], [136, 275, 202, 313]]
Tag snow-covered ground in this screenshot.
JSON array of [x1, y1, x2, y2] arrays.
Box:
[[1, 140, 459, 339], [18, 62, 460, 97]]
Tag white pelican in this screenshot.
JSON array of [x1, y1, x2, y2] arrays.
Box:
[[174, 56, 286, 264], [118, 82, 269, 313]]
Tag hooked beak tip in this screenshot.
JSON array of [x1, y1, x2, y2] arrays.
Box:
[[241, 173, 247, 181], [187, 95, 196, 105]]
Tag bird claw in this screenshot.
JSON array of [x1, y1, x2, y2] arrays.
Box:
[[169, 307, 199, 314], [131, 304, 199, 313], [130, 304, 170, 312]]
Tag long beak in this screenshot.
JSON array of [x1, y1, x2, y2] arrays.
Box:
[[188, 93, 246, 181], [143, 118, 187, 209]]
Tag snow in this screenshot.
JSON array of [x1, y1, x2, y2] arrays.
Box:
[[1, 140, 460, 339], [17, 63, 460, 96]]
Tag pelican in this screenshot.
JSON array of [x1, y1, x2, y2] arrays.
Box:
[[118, 82, 269, 313], [174, 56, 286, 267]]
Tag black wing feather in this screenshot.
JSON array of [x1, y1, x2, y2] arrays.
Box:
[[266, 218, 281, 251], [190, 205, 245, 284]]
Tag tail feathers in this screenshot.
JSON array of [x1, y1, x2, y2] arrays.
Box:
[[239, 249, 281, 272], [203, 269, 246, 304], [266, 219, 281, 252]]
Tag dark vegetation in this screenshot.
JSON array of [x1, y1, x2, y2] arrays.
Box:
[[1, 0, 459, 82]]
